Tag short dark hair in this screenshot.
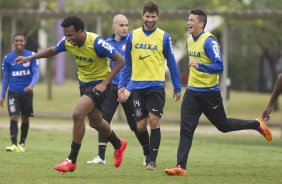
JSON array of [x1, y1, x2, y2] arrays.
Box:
[[190, 9, 207, 29], [143, 1, 159, 16], [61, 15, 85, 32], [13, 33, 25, 39]]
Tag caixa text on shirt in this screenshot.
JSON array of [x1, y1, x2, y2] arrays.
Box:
[[75, 55, 93, 62], [188, 50, 201, 57], [134, 43, 157, 51], [12, 69, 31, 76]]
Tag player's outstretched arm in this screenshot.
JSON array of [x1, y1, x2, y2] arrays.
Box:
[[15, 47, 58, 64], [262, 73, 282, 120]]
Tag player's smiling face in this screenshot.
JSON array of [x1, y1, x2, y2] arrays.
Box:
[[187, 14, 203, 37], [142, 11, 159, 30], [63, 25, 84, 47], [13, 35, 25, 53]]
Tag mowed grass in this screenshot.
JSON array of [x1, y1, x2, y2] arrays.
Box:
[[1, 80, 281, 125], [0, 80, 282, 183], [0, 126, 281, 184]]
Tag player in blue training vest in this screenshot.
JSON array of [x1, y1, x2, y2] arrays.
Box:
[[0, 33, 39, 152], [164, 9, 272, 176], [118, 1, 182, 170], [15, 15, 127, 173]]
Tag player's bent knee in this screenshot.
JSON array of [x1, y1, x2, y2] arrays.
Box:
[[137, 125, 147, 132], [72, 110, 84, 122]]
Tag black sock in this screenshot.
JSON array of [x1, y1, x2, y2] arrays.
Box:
[[135, 130, 150, 156], [98, 133, 108, 160], [68, 142, 81, 164], [149, 128, 161, 162], [20, 122, 29, 145], [10, 120, 18, 145], [98, 145, 107, 160], [107, 131, 121, 149]]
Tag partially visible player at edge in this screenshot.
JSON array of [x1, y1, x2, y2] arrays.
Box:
[[118, 1, 182, 170], [87, 14, 150, 165], [1, 33, 39, 152], [164, 9, 272, 176], [15, 15, 127, 173], [262, 74, 282, 121]]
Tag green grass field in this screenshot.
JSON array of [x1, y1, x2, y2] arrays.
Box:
[[0, 80, 282, 183], [0, 126, 281, 184], [1, 80, 282, 125]]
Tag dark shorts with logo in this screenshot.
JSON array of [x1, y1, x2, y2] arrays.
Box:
[[7, 90, 33, 117], [79, 84, 110, 111], [131, 88, 165, 121]]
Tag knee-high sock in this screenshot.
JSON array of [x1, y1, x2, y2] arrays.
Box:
[[149, 128, 161, 162], [68, 142, 81, 164], [135, 130, 150, 156], [10, 120, 18, 145], [98, 132, 108, 160], [20, 121, 29, 145], [107, 131, 121, 149]]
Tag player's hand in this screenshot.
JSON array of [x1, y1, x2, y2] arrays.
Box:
[[118, 88, 131, 103], [93, 82, 107, 93], [0, 98, 4, 107], [117, 87, 125, 101], [15, 56, 31, 64], [188, 58, 199, 69], [24, 85, 33, 93], [173, 92, 181, 102], [262, 106, 273, 121]]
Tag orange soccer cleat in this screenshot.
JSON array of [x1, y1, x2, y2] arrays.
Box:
[[54, 159, 76, 173], [256, 118, 272, 141], [114, 139, 127, 168], [165, 166, 187, 176]]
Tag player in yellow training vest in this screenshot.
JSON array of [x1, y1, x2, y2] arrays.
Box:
[[15, 15, 127, 173], [165, 9, 272, 176], [118, 1, 182, 170]]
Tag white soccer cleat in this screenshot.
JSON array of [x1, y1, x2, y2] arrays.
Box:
[[86, 156, 106, 164]]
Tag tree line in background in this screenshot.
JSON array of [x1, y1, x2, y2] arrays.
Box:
[[0, 0, 282, 92]]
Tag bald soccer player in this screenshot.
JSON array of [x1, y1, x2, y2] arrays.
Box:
[[86, 14, 150, 166]]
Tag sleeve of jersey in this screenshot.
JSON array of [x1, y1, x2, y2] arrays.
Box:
[[1, 58, 9, 99], [163, 33, 182, 93], [118, 33, 132, 89], [197, 37, 223, 74], [29, 59, 40, 87], [54, 37, 67, 53], [94, 36, 116, 59]]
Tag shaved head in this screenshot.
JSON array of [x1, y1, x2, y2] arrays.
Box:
[[113, 14, 128, 24], [112, 14, 128, 40]]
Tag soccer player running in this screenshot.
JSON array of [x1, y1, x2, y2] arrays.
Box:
[[0, 33, 39, 152], [87, 14, 150, 165], [164, 9, 272, 176], [118, 1, 182, 170], [15, 15, 127, 173], [262, 74, 282, 121]]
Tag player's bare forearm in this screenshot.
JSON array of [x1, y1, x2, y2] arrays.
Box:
[[268, 74, 282, 107], [104, 52, 125, 85], [0, 98, 4, 107], [16, 47, 57, 63]]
